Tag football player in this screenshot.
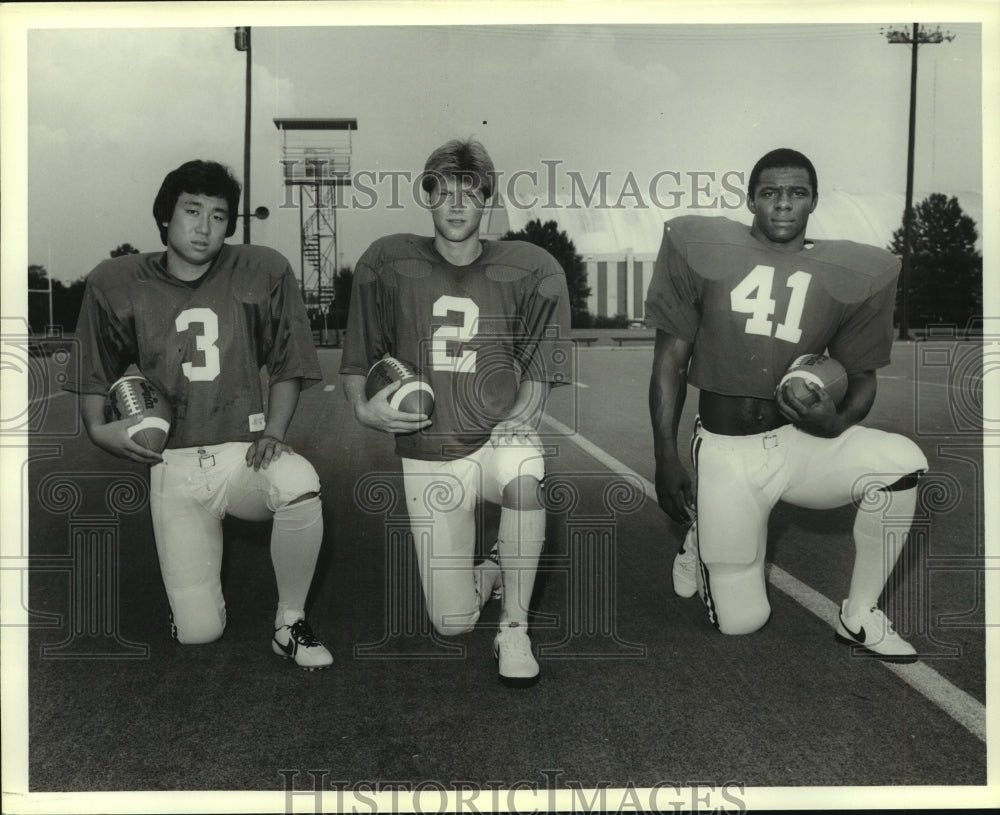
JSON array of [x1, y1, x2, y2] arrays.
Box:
[[68, 160, 332, 670], [647, 148, 927, 660], [340, 138, 571, 687]]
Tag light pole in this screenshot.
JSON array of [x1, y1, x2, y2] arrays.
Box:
[[884, 23, 954, 340], [234, 26, 252, 244]]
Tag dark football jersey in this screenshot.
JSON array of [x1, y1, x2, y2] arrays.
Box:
[[645, 216, 899, 399], [69, 244, 321, 448], [341, 234, 572, 460]]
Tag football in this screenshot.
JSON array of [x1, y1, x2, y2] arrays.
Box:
[[106, 374, 172, 453], [365, 356, 435, 417], [777, 354, 849, 406]]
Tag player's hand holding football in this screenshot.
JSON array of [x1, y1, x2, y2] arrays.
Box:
[[654, 454, 695, 525], [246, 434, 295, 471], [88, 417, 164, 464], [355, 381, 433, 435], [775, 381, 844, 438]]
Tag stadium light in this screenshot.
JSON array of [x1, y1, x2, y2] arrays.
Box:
[[235, 27, 252, 244], [883, 23, 954, 340]]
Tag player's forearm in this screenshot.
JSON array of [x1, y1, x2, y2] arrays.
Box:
[[342, 374, 367, 408], [263, 377, 303, 441], [832, 370, 877, 434], [80, 392, 108, 438], [649, 332, 691, 463]]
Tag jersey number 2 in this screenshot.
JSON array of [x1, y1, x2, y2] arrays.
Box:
[[730, 265, 810, 343], [175, 308, 221, 382], [430, 296, 479, 373]]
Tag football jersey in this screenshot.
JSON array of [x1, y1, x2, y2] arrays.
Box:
[[341, 234, 572, 461], [69, 244, 321, 448], [644, 216, 899, 399]]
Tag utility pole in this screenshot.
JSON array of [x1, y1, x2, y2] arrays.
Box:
[[235, 26, 252, 244], [884, 23, 954, 340]]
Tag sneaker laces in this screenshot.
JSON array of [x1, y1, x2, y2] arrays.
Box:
[[287, 619, 321, 647], [498, 623, 532, 655]]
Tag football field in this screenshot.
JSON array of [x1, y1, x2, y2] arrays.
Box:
[[18, 333, 990, 808]]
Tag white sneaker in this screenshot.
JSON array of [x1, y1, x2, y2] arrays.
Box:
[[272, 618, 333, 671], [672, 521, 699, 599], [493, 622, 539, 688], [835, 601, 917, 662]]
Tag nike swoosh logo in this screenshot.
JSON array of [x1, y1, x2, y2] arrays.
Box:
[[273, 632, 295, 656], [842, 620, 866, 643]]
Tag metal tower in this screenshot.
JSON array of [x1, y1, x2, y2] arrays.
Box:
[[273, 118, 357, 337]]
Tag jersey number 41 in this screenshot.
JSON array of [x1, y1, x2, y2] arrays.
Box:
[[730, 264, 812, 343]]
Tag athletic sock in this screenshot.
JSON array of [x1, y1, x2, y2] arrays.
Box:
[[497, 508, 545, 626], [845, 485, 918, 618], [270, 495, 323, 623]]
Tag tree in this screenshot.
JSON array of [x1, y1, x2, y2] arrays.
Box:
[[110, 243, 141, 257], [501, 219, 591, 327], [889, 193, 982, 331]]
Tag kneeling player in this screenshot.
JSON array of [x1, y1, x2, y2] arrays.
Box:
[[648, 148, 927, 659], [68, 160, 332, 670], [340, 138, 571, 686]]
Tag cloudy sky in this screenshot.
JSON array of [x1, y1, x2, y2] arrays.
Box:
[[3, 2, 994, 287]]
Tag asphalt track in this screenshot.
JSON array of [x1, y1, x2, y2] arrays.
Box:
[[14, 334, 990, 807]]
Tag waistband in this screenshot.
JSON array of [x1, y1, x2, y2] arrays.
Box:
[[696, 421, 797, 451], [160, 441, 249, 469]]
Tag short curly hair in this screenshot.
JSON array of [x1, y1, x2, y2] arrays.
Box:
[[748, 148, 818, 199], [152, 160, 241, 245]]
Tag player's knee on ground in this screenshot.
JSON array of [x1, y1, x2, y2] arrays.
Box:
[[429, 602, 479, 637], [262, 454, 322, 512], [168, 583, 226, 645], [701, 564, 771, 636]]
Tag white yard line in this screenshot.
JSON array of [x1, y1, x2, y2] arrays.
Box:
[[541, 412, 987, 744]]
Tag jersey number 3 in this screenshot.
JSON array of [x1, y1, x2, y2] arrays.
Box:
[[730, 264, 811, 343], [175, 308, 222, 382]]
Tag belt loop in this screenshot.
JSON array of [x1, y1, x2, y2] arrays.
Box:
[[198, 448, 216, 468], [762, 433, 779, 450]]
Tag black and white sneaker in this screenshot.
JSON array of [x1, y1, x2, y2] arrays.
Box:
[[835, 601, 917, 662], [272, 619, 333, 671]]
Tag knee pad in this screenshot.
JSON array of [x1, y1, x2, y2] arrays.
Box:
[[274, 494, 323, 529], [263, 454, 321, 511], [493, 438, 545, 489], [167, 583, 226, 645], [701, 563, 771, 636], [863, 430, 928, 478]]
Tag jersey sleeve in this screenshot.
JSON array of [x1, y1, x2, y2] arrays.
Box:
[[65, 266, 137, 395], [516, 257, 573, 386], [265, 265, 322, 390], [644, 221, 701, 341], [826, 259, 899, 374], [340, 244, 396, 376]]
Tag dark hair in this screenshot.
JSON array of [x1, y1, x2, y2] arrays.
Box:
[[748, 148, 818, 199], [420, 138, 496, 201], [152, 160, 241, 245]]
